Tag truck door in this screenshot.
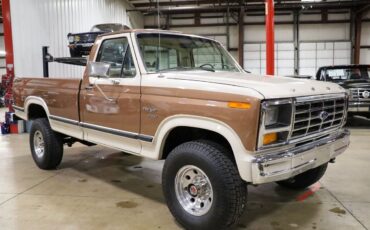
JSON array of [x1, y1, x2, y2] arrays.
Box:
[[80, 35, 141, 154]]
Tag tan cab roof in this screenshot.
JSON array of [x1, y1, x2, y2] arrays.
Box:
[[97, 29, 184, 38]]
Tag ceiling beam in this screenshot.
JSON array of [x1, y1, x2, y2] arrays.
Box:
[[129, 0, 370, 14]]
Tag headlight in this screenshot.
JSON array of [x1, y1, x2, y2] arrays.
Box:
[[264, 106, 279, 126], [262, 100, 292, 129], [258, 99, 293, 148], [68, 36, 74, 43]]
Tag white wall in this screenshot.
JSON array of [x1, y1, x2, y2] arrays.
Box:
[[244, 24, 294, 42], [361, 21, 370, 64], [360, 49, 370, 64], [299, 23, 350, 41], [362, 22, 370, 46], [10, 0, 143, 78]]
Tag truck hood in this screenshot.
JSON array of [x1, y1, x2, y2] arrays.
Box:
[[165, 71, 345, 99], [337, 79, 370, 89]]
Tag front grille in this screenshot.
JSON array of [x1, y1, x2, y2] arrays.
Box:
[[75, 34, 96, 43], [350, 88, 370, 100], [291, 96, 345, 139]]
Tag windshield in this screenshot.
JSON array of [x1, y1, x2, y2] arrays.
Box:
[[322, 67, 370, 81], [136, 33, 241, 73], [90, 24, 125, 32]]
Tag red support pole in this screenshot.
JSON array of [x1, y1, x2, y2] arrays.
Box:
[[265, 0, 275, 76], [1, 0, 15, 112], [2, 0, 14, 75]]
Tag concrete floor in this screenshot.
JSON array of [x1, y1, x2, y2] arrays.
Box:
[[1, 108, 370, 229]]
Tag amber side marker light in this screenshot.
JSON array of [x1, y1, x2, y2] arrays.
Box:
[[228, 102, 251, 109], [263, 133, 277, 145]]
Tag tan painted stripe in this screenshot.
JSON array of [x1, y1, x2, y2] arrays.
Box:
[[141, 86, 260, 151]]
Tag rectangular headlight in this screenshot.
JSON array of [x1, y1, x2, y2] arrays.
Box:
[[262, 100, 292, 129], [258, 99, 293, 148], [264, 106, 279, 126], [68, 36, 74, 43]]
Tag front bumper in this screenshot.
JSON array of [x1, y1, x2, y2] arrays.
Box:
[[348, 101, 370, 112], [68, 43, 94, 55], [250, 129, 350, 184]]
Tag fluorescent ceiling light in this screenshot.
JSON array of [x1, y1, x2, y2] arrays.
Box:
[[301, 0, 322, 2]]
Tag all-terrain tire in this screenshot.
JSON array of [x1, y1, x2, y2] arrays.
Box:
[[276, 163, 328, 190], [29, 118, 64, 170], [162, 140, 247, 230]]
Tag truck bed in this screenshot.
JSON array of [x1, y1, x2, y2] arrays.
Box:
[[13, 78, 82, 121]]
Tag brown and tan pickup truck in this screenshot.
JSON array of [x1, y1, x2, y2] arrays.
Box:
[[12, 29, 350, 230]]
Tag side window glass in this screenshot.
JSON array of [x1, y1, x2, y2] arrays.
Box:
[[96, 37, 136, 78]]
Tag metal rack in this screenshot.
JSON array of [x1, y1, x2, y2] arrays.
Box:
[[42, 46, 87, 78]]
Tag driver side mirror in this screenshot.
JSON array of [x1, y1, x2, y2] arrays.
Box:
[[87, 62, 110, 78]]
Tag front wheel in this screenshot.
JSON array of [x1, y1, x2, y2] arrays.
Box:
[[162, 141, 247, 230], [276, 163, 328, 190], [30, 118, 64, 170]]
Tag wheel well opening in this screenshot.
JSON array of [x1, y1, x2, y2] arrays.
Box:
[[161, 127, 234, 162], [28, 104, 47, 120]]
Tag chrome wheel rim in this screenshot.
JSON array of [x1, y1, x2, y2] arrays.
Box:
[[175, 165, 213, 216], [33, 130, 45, 158]]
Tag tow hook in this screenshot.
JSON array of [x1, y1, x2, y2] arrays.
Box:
[[329, 158, 336, 163]]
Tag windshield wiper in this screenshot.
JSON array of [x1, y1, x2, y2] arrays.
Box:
[[158, 66, 190, 72], [195, 66, 215, 72]]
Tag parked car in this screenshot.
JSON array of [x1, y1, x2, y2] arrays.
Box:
[[13, 30, 350, 230], [316, 65, 370, 117], [67, 23, 130, 57]]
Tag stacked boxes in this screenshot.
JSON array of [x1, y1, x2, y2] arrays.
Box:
[[0, 122, 9, 134], [0, 112, 27, 135]]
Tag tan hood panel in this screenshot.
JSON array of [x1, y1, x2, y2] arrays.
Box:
[[141, 86, 261, 151], [165, 71, 345, 99]]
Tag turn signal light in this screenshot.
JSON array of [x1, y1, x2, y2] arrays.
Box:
[[228, 102, 251, 109], [263, 133, 277, 145]]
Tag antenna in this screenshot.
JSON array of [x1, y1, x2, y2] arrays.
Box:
[[157, 0, 160, 29], [156, 0, 161, 72]]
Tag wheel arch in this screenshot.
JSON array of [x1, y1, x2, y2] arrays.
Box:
[[24, 96, 51, 121], [141, 115, 253, 175], [159, 116, 243, 157], [161, 126, 234, 162]]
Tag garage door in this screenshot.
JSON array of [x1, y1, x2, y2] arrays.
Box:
[[299, 41, 351, 77], [244, 42, 295, 76]]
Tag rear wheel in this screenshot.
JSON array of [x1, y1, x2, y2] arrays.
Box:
[[162, 141, 247, 230], [30, 118, 64, 170], [276, 163, 328, 190]]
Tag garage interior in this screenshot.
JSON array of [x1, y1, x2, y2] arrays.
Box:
[[0, 0, 370, 229]]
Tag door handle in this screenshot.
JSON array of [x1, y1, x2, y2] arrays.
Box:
[[112, 79, 120, 85], [85, 85, 94, 90]]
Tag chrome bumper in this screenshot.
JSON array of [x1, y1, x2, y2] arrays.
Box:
[[348, 101, 370, 112], [250, 129, 350, 184], [77, 42, 94, 47]]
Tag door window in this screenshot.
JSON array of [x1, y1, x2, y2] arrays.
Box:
[[96, 37, 136, 78]]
